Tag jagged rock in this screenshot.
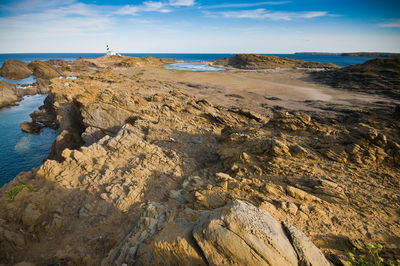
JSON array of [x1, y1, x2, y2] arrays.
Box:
[[286, 186, 322, 203], [108, 200, 330, 266], [283, 222, 331, 266], [0, 60, 33, 80], [1, 55, 400, 264], [105, 203, 168, 264], [290, 144, 310, 158], [356, 123, 378, 141]]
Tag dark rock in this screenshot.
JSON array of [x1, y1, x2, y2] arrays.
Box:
[[311, 57, 400, 99], [213, 54, 339, 70]]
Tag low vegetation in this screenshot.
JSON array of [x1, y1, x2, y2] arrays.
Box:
[[347, 244, 400, 266], [5, 184, 36, 202]]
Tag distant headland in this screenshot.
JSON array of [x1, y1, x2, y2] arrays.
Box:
[[296, 52, 400, 57]]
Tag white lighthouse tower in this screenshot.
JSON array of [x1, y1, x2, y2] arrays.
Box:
[[106, 42, 116, 56]]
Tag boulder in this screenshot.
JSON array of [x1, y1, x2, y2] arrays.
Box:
[[0, 60, 33, 80], [106, 200, 330, 266], [28, 61, 60, 79], [193, 200, 330, 266], [0, 80, 19, 108], [20, 121, 41, 134]]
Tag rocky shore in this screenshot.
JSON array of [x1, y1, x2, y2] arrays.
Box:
[[212, 54, 340, 69], [311, 56, 400, 99], [0, 55, 399, 265]]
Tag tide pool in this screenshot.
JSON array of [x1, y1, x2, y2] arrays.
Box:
[[0, 75, 36, 85], [165, 63, 225, 72], [0, 94, 58, 187]]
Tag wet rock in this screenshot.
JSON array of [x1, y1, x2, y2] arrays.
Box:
[[20, 121, 41, 134]]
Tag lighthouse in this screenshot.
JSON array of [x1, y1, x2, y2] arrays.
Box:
[[106, 42, 116, 56]]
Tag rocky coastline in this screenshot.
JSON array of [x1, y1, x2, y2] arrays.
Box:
[[0, 55, 399, 264], [212, 54, 340, 69]]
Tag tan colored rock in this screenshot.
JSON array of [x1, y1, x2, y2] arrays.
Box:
[[283, 222, 331, 266], [0, 60, 32, 80], [286, 186, 322, 203], [22, 202, 42, 228], [193, 200, 299, 266], [0, 80, 19, 108], [28, 60, 60, 79], [20, 121, 41, 134]]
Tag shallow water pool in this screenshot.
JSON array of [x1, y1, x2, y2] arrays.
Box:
[[0, 75, 36, 85], [165, 63, 225, 72]]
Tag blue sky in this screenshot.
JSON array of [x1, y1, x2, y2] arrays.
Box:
[[0, 0, 399, 53]]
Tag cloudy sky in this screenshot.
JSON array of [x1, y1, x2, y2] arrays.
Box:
[[0, 0, 399, 53]]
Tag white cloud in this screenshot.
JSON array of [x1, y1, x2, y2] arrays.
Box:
[[115, 5, 140, 15], [115, 1, 174, 15], [169, 0, 195, 6], [201, 1, 289, 9], [215, 8, 328, 20], [379, 20, 400, 28]]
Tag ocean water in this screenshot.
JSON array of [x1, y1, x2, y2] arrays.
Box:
[[0, 53, 380, 68], [0, 95, 58, 187]]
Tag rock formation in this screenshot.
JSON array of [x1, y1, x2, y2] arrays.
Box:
[[213, 54, 340, 69], [0, 55, 399, 265], [0, 81, 19, 108], [27, 61, 61, 79], [311, 56, 400, 99], [0, 60, 33, 80]]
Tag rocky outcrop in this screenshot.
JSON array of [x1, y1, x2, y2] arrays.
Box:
[[28, 61, 60, 79], [107, 200, 330, 265], [0, 81, 19, 108], [20, 121, 41, 134], [213, 54, 340, 69], [311, 56, 400, 99], [0, 60, 33, 80], [0, 56, 399, 264]]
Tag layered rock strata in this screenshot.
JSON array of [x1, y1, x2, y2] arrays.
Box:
[[0, 56, 399, 265]]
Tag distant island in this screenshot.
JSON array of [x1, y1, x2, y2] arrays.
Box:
[[296, 52, 400, 57]]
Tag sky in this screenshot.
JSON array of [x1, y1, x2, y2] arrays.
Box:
[[0, 0, 399, 53]]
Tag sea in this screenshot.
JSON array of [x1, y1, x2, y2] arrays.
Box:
[[0, 53, 382, 187]]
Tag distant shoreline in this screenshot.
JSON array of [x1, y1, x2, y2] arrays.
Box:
[[295, 52, 400, 57]]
